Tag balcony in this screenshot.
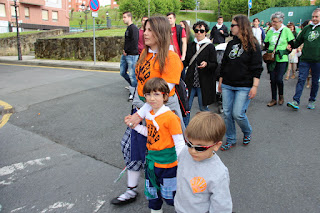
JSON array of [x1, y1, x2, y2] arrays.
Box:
[[19, 0, 45, 6]]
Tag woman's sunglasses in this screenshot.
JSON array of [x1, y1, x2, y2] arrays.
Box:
[[185, 139, 216, 152], [194, 29, 205, 34], [231, 24, 239, 28]]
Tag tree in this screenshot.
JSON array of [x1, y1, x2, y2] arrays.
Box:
[[95, 18, 105, 28], [181, 0, 195, 10], [71, 8, 75, 20], [316, 0, 320, 5]]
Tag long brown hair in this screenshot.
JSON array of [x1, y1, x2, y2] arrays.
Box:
[[180, 20, 191, 41], [233, 15, 258, 51], [137, 16, 171, 74]]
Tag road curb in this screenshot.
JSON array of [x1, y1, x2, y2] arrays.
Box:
[[0, 60, 121, 72]]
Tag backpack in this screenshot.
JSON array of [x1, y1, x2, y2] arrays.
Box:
[[175, 78, 190, 117]]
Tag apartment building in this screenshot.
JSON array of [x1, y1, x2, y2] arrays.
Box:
[[0, 0, 69, 33]]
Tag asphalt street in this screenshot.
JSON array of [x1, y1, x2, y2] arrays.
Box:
[[0, 63, 319, 213]]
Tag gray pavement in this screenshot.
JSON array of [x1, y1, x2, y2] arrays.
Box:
[[0, 58, 320, 213]]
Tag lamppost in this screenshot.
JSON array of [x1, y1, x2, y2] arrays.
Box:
[[13, 0, 22, 60], [81, 3, 90, 30]]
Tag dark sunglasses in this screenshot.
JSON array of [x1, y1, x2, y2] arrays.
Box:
[[185, 139, 216, 152], [194, 29, 205, 33], [231, 24, 239, 28]]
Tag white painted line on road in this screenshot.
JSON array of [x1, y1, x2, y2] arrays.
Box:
[[93, 200, 106, 213], [40, 202, 75, 213], [0, 63, 119, 73]]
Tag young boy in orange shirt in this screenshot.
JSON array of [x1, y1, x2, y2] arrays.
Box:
[[132, 77, 185, 213]]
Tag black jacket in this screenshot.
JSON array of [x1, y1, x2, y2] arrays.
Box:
[[175, 24, 183, 55], [220, 36, 263, 87], [124, 24, 139, 55], [184, 42, 218, 105], [210, 24, 229, 44]]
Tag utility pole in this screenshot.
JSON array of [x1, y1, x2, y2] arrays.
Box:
[[14, 0, 22, 60]]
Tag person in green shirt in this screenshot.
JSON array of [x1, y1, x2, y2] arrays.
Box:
[[287, 8, 320, 110], [264, 12, 295, 107]]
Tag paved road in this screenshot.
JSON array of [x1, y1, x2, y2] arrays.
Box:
[[0, 63, 319, 213]]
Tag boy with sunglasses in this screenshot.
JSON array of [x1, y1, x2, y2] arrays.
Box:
[[132, 77, 185, 213], [174, 111, 232, 213]]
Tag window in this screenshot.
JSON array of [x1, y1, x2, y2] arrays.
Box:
[[42, 10, 48, 20], [25, 7, 30, 19], [52, 11, 58, 21], [11, 5, 19, 17], [0, 4, 6, 17]]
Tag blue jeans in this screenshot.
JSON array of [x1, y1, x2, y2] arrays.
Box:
[[120, 54, 139, 87], [222, 84, 252, 144], [183, 87, 208, 126], [270, 62, 287, 100], [293, 61, 320, 104]]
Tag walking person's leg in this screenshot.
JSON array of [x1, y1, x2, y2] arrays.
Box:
[[183, 88, 196, 127], [268, 63, 278, 106], [196, 87, 209, 111], [120, 55, 131, 85], [221, 84, 236, 150], [285, 63, 292, 80], [232, 87, 252, 145], [127, 55, 138, 100], [307, 63, 320, 109], [291, 63, 297, 79], [287, 62, 311, 109], [275, 62, 287, 105]]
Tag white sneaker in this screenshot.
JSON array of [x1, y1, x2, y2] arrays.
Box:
[[125, 86, 130, 90], [128, 94, 134, 101]]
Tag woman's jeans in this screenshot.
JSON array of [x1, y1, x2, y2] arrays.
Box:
[[270, 62, 287, 100], [293, 61, 320, 104], [120, 54, 139, 87], [222, 84, 252, 144], [183, 87, 208, 126]]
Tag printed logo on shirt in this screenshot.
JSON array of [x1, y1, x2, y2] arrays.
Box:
[[228, 44, 244, 59], [147, 123, 160, 145], [308, 30, 319, 42], [190, 176, 207, 193], [136, 59, 151, 85]]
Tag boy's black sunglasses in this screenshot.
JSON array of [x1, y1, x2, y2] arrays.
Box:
[[185, 139, 216, 152], [194, 29, 205, 33]]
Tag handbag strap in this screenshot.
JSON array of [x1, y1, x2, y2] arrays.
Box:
[[272, 29, 283, 54], [188, 42, 210, 67]]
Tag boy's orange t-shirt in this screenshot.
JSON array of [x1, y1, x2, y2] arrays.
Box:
[[135, 50, 183, 97], [145, 110, 182, 168]]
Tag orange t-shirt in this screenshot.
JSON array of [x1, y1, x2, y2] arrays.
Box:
[[145, 110, 182, 168], [135, 50, 183, 97]]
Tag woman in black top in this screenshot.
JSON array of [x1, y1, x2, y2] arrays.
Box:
[[183, 21, 218, 126], [218, 15, 263, 151]]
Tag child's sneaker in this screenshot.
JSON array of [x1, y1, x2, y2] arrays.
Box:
[[287, 101, 299, 110], [307, 101, 315, 110], [220, 143, 236, 151], [243, 136, 251, 145]]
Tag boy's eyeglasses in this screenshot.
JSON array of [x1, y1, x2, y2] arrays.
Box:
[[194, 29, 205, 34], [230, 24, 239, 28], [144, 92, 164, 98], [185, 139, 216, 152]]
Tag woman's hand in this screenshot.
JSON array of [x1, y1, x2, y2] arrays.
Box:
[[124, 112, 143, 128], [248, 86, 258, 99], [218, 77, 223, 93], [198, 61, 207, 69]]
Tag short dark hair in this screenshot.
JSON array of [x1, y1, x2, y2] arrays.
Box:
[[143, 77, 170, 103], [122, 11, 132, 18], [253, 18, 260, 22], [166, 12, 176, 18], [218, 16, 223, 20], [193, 21, 209, 33]]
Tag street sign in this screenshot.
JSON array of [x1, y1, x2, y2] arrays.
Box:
[[92, 12, 98, 18], [89, 0, 100, 12], [248, 0, 252, 9]]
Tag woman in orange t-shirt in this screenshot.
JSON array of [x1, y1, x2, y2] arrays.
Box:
[[111, 16, 184, 206]]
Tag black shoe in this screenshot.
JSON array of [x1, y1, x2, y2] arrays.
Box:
[[110, 187, 138, 206]]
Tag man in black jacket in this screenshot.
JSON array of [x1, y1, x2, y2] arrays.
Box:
[[210, 16, 229, 44], [120, 11, 139, 101]]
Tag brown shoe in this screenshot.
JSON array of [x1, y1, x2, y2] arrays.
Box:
[[267, 99, 277, 107], [278, 95, 284, 105], [291, 75, 295, 79]]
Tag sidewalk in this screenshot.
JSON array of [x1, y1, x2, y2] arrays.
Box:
[[0, 55, 121, 71]]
